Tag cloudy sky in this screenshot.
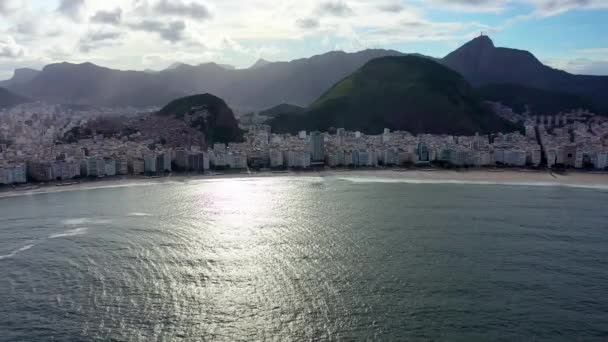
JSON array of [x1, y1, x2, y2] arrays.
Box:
[[0, 0, 606, 79]]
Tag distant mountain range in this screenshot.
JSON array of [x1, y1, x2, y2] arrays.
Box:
[[0, 87, 29, 109], [3, 50, 403, 111], [0, 68, 40, 88], [1, 36, 606, 115], [249, 59, 272, 70], [270, 56, 516, 135]]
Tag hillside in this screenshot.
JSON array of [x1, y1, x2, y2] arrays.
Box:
[[159, 94, 243, 144], [476, 84, 596, 115], [0, 87, 29, 109], [259, 103, 305, 118], [0, 68, 40, 88], [443, 36, 608, 113], [270, 56, 517, 135]]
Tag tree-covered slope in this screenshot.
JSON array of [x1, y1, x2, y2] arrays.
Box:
[[270, 56, 517, 135], [158, 94, 243, 144], [476, 83, 596, 115]]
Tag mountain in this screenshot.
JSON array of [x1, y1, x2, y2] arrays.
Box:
[[5, 49, 403, 111], [158, 93, 243, 144], [443, 35, 608, 113], [10, 62, 183, 107], [0, 87, 29, 108], [249, 59, 272, 69], [0, 68, 40, 88], [270, 56, 516, 135], [164, 62, 189, 71], [476, 84, 596, 115], [218, 64, 236, 70], [259, 103, 305, 117]]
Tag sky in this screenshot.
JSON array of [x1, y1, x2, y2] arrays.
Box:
[[0, 0, 607, 79]]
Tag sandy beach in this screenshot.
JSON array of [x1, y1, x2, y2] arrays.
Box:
[[1, 168, 608, 199]]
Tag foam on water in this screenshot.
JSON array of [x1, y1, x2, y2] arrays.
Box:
[[48, 228, 89, 239], [0, 244, 35, 260], [0, 180, 182, 199], [127, 212, 153, 217], [0, 227, 90, 260], [61, 218, 112, 225], [337, 176, 608, 191]]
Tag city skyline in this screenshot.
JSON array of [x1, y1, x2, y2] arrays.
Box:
[[0, 0, 607, 79]]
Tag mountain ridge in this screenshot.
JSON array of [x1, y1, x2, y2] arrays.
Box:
[[270, 55, 517, 135], [3, 49, 405, 111], [3, 36, 607, 114], [442, 35, 608, 112]]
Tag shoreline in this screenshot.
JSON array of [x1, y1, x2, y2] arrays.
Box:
[[2, 168, 608, 199]]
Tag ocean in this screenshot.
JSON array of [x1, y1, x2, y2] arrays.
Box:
[[1, 176, 607, 341]]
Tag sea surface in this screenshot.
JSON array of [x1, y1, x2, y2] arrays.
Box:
[[1, 176, 607, 341]]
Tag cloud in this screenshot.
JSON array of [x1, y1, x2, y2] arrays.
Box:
[[0, 35, 24, 58], [296, 18, 320, 29], [378, 3, 404, 13], [88, 31, 122, 42], [318, 1, 354, 17], [57, 0, 85, 19], [544, 57, 608, 75], [0, 0, 22, 16], [130, 20, 187, 43], [577, 48, 608, 55], [525, 0, 608, 16], [79, 31, 122, 53], [147, 0, 211, 20], [91, 8, 122, 25], [424, 0, 509, 12]]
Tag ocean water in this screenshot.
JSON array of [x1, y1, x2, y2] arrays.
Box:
[[0, 176, 607, 341]]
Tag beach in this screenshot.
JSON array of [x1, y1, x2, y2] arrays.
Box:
[[2, 168, 608, 199]]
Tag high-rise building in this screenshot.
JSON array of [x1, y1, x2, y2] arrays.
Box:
[[310, 131, 325, 162], [417, 143, 429, 162]]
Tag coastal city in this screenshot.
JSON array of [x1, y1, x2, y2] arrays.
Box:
[[1, 101, 607, 186]]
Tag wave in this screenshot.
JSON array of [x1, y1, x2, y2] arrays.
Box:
[[127, 212, 153, 217], [0, 244, 35, 260], [48, 228, 89, 239], [0, 227, 89, 260], [61, 218, 112, 225], [337, 177, 608, 191], [0, 180, 182, 200]]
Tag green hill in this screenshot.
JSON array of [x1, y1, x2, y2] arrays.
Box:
[[270, 56, 517, 135], [476, 83, 596, 115], [158, 93, 243, 144]]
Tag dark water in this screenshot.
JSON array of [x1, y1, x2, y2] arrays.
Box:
[[1, 176, 607, 341]]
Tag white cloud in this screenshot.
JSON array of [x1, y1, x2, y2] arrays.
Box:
[[57, 0, 86, 20], [544, 57, 608, 75], [0, 0, 605, 80], [526, 0, 608, 17], [90, 8, 123, 25], [0, 0, 24, 16], [422, 0, 510, 13], [578, 48, 608, 55], [0, 35, 25, 58]]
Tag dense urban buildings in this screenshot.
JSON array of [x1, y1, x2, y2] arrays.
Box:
[[1, 101, 608, 186]]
